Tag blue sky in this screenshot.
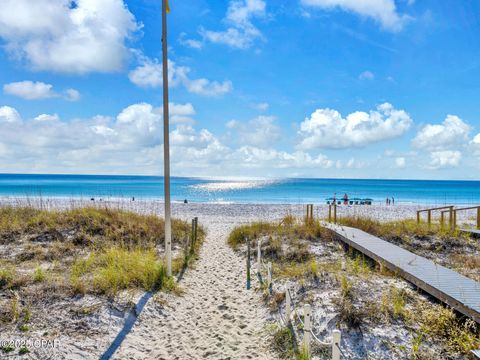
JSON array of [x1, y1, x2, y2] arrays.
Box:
[[0, 0, 480, 179]]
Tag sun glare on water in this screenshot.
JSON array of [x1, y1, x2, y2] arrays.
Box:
[[190, 180, 279, 192]]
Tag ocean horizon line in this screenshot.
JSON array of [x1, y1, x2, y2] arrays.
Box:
[[1, 172, 480, 183]]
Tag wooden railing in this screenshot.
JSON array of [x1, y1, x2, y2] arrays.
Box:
[[417, 206, 454, 228], [328, 203, 337, 223], [451, 206, 480, 230], [423, 205, 480, 230]]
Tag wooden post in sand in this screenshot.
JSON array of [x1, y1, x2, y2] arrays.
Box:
[[246, 237, 251, 290], [477, 207, 480, 229], [303, 304, 311, 358], [257, 238, 262, 273], [333, 203, 337, 224], [285, 287, 291, 324], [417, 210, 420, 224], [427, 210, 432, 227], [332, 329, 341, 360], [184, 232, 189, 264], [453, 210, 457, 230], [267, 261, 272, 294], [328, 205, 332, 222], [190, 218, 195, 255], [305, 204, 313, 222], [449, 206, 454, 230], [194, 217, 198, 244]]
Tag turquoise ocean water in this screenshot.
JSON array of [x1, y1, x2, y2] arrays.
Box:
[[0, 174, 479, 205]]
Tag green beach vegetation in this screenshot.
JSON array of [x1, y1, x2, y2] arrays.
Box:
[[0, 206, 205, 348], [228, 215, 480, 359]]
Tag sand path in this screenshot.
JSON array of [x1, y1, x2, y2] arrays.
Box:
[[112, 220, 273, 360]]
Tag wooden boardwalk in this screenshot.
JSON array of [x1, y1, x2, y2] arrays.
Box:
[[459, 228, 480, 237], [323, 223, 480, 323]]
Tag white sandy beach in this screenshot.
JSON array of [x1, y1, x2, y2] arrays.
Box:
[[112, 220, 274, 360], [0, 197, 478, 359]]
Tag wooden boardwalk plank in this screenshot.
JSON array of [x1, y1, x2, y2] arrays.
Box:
[[459, 228, 480, 237], [323, 223, 480, 323]]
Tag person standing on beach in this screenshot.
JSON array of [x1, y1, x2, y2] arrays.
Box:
[[392, 197, 395, 205]]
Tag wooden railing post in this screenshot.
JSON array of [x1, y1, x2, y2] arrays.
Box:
[[184, 233, 189, 264], [427, 210, 432, 227], [257, 238, 262, 272], [305, 204, 313, 222], [332, 330, 341, 360], [417, 211, 421, 224], [285, 287, 291, 324], [453, 210, 457, 230], [303, 304, 311, 359], [333, 203, 337, 224], [246, 237, 251, 290], [194, 217, 198, 244], [449, 206, 453, 230], [328, 205, 332, 222], [440, 211, 445, 230], [477, 207, 480, 229], [267, 261, 272, 294], [190, 218, 195, 255]]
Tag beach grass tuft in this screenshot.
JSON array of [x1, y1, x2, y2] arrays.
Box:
[[72, 247, 168, 297]]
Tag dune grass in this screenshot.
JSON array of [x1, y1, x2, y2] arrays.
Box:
[[228, 215, 332, 250], [71, 247, 172, 296], [0, 206, 205, 300], [0, 206, 195, 249], [336, 216, 463, 242], [229, 214, 480, 358]]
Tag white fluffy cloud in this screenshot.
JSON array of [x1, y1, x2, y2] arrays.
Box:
[[179, 32, 203, 49], [301, 0, 410, 32], [297, 103, 412, 149], [227, 116, 281, 146], [3, 81, 80, 101], [471, 133, 480, 156], [0, 0, 139, 73], [473, 134, 480, 145], [200, 0, 266, 49], [3, 81, 55, 100], [129, 58, 232, 96], [0, 106, 22, 123], [64, 88, 81, 101], [429, 150, 461, 169], [359, 70, 375, 80], [0, 104, 336, 176], [412, 115, 471, 150]]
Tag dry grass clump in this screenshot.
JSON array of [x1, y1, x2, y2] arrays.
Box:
[[0, 206, 196, 249], [413, 303, 480, 355], [337, 216, 471, 247], [71, 247, 172, 297], [228, 215, 333, 250], [333, 275, 365, 328], [269, 324, 296, 359], [0, 206, 205, 336]]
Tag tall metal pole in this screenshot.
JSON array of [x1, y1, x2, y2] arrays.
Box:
[[162, 0, 172, 276]]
